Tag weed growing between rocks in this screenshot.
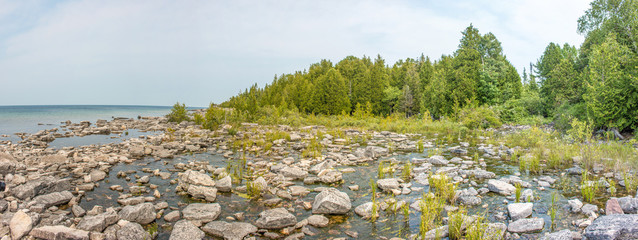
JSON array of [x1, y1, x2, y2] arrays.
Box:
[[448, 207, 466, 240], [402, 162, 413, 182], [515, 183, 522, 203], [370, 179, 379, 222], [581, 171, 599, 203], [549, 191, 558, 230], [429, 173, 457, 203]]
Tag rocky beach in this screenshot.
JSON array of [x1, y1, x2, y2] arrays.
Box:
[[0, 112, 636, 240]]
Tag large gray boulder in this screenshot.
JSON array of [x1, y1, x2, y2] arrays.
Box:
[[29, 225, 89, 240], [540, 229, 573, 240], [118, 202, 156, 225], [32, 191, 73, 209], [216, 175, 232, 192], [202, 221, 257, 240], [616, 196, 638, 214], [312, 188, 351, 214], [583, 214, 638, 239], [487, 179, 516, 196], [77, 208, 119, 232], [182, 203, 221, 223], [254, 208, 297, 229], [508, 203, 533, 221], [116, 222, 151, 240], [187, 185, 217, 202], [177, 170, 216, 191], [12, 177, 71, 200], [507, 218, 544, 233], [170, 220, 205, 240]]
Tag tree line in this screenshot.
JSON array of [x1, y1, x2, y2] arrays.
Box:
[[222, 0, 638, 133]]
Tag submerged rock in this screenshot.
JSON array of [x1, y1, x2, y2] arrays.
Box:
[[170, 220, 205, 240], [488, 179, 516, 196]]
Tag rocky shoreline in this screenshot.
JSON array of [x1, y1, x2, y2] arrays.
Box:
[[0, 115, 637, 240]]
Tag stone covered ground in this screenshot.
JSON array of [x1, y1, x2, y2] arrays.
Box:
[[0, 116, 637, 240]]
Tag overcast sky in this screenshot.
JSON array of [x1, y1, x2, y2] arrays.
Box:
[[0, 0, 592, 107]]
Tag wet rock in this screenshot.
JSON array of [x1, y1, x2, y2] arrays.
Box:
[[312, 188, 351, 214], [487, 179, 516, 196], [540, 229, 573, 240], [279, 166, 308, 180], [177, 170, 216, 190], [457, 195, 482, 206], [581, 204, 598, 215], [170, 220, 205, 240], [187, 185, 217, 202], [318, 169, 342, 184], [508, 203, 533, 221], [89, 170, 107, 182], [354, 202, 377, 219], [309, 160, 335, 175], [255, 208, 297, 229], [119, 202, 156, 225], [486, 223, 507, 239], [363, 146, 389, 159], [73, 205, 86, 217], [606, 198, 624, 215], [289, 185, 309, 196], [568, 199, 583, 213], [117, 222, 151, 240], [521, 189, 534, 202], [117, 196, 146, 206], [583, 214, 638, 239], [77, 208, 119, 232], [376, 178, 400, 192], [307, 215, 329, 228], [29, 225, 89, 240], [216, 175, 232, 192], [10, 210, 32, 240], [182, 203, 221, 223], [202, 221, 257, 240], [164, 211, 180, 222], [507, 218, 544, 233], [428, 155, 448, 165], [566, 166, 584, 175], [12, 177, 71, 200], [617, 196, 638, 214], [0, 158, 16, 175]]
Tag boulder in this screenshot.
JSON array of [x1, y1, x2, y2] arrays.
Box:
[[617, 196, 638, 214], [187, 185, 217, 202], [376, 178, 400, 192], [508, 203, 533, 221], [312, 188, 351, 214], [428, 155, 449, 165], [170, 220, 205, 240], [202, 221, 257, 240], [255, 208, 297, 229], [0, 158, 16, 175], [182, 203, 221, 223], [12, 177, 71, 200], [487, 179, 516, 196], [29, 225, 89, 240], [568, 198, 583, 213], [118, 202, 156, 225], [177, 170, 215, 190], [10, 210, 33, 240], [318, 170, 343, 184], [581, 204, 599, 215], [77, 208, 119, 232], [583, 214, 638, 239], [606, 198, 624, 215], [540, 229, 573, 240], [507, 218, 544, 233], [116, 222, 151, 240], [279, 166, 308, 180], [216, 175, 232, 192], [32, 191, 73, 209], [164, 211, 181, 222], [363, 146, 389, 158], [89, 170, 107, 182], [307, 215, 329, 228], [354, 202, 377, 219]]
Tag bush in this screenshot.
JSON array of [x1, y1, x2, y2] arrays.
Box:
[[457, 105, 501, 129], [553, 102, 587, 132], [166, 102, 190, 123]]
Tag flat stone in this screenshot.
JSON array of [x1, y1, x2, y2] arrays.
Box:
[[170, 220, 205, 240], [29, 225, 89, 240], [254, 208, 297, 229], [377, 178, 400, 191], [10, 210, 32, 240], [77, 208, 119, 232], [164, 211, 181, 222], [540, 229, 573, 240], [428, 155, 449, 165], [306, 215, 329, 228], [182, 203, 221, 223], [507, 218, 544, 233], [32, 191, 73, 209], [508, 203, 533, 221], [118, 202, 156, 225], [89, 170, 107, 182], [202, 221, 257, 240], [488, 179, 516, 196], [583, 214, 638, 239], [606, 198, 624, 215], [354, 202, 376, 219], [279, 166, 308, 180], [289, 185, 310, 196], [187, 185, 217, 202], [312, 188, 351, 214], [216, 175, 232, 192], [12, 177, 71, 200], [116, 222, 151, 240]]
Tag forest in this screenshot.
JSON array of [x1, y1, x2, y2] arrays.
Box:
[[220, 0, 637, 135]]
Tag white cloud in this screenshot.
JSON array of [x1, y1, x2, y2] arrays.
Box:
[[0, 0, 593, 106]]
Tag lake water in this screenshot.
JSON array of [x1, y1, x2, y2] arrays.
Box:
[[0, 105, 172, 144]]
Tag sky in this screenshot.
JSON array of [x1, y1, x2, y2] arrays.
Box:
[[0, 0, 593, 107]]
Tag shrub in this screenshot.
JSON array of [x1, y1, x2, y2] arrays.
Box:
[[166, 102, 190, 123], [457, 105, 501, 129]]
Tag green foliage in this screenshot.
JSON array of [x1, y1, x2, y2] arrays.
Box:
[[581, 171, 599, 202], [566, 118, 593, 143], [246, 180, 262, 199], [401, 162, 413, 182], [312, 68, 352, 115], [419, 193, 443, 237], [428, 174, 457, 203], [166, 102, 190, 123], [549, 191, 558, 230], [623, 171, 637, 195], [448, 207, 466, 240], [515, 183, 522, 203], [457, 105, 501, 129], [369, 179, 378, 222]]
